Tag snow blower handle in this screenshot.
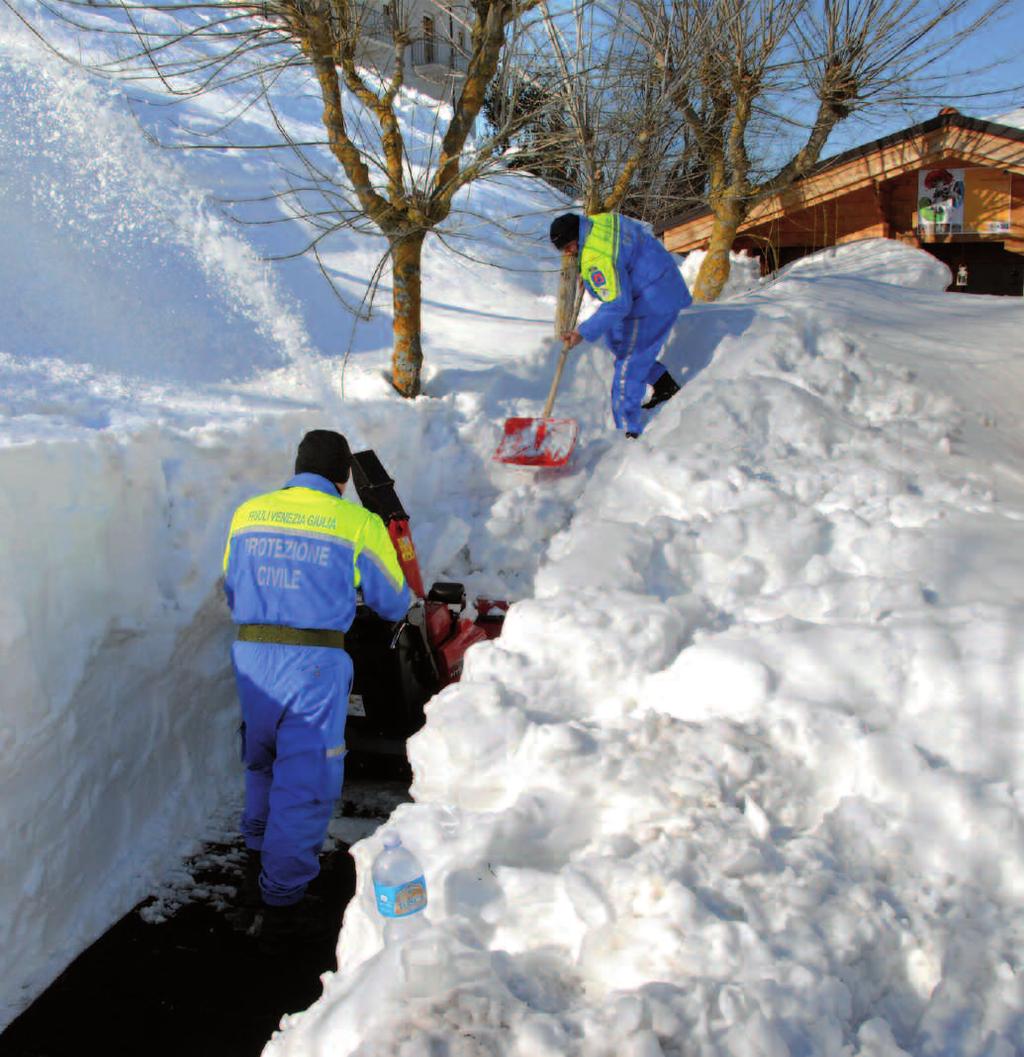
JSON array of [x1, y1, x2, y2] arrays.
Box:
[[541, 340, 572, 420]]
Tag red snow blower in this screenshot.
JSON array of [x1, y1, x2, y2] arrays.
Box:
[[494, 339, 578, 468], [344, 449, 507, 760]]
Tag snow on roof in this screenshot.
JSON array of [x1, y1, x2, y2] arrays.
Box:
[[991, 106, 1024, 130]]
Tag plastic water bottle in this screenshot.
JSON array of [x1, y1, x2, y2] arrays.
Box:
[[372, 832, 428, 944]]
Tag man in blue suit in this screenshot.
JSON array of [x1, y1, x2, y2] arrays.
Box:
[[223, 430, 410, 941], [551, 212, 691, 437]]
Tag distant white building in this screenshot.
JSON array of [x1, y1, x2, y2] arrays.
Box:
[[356, 0, 471, 102]]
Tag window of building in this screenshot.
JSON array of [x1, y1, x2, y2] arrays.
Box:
[[422, 15, 435, 64]]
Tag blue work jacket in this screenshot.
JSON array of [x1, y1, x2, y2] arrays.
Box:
[[577, 214, 691, 343], [223, 473, 410, 631]]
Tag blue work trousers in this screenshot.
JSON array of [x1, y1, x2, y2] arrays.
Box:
[[607, 310, 680, 435], [231, 641, 351, 906]]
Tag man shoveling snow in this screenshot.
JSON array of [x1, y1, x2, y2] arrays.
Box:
[[551, 211, 691, 437]]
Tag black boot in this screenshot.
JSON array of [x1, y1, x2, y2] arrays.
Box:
[[257, 896, 330, 952], [238, 849, 262, 908], [642, 371, 680, 410], [225, 849, 264, 932]]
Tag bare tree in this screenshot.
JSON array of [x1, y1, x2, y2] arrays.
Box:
[[10, 0, 540, 395], [504, 0, 682, 216], [481, 0, 700, 331], [484, 0, 724, 227], [614, 83, 708, 228], [637, 0, 1010, 301]]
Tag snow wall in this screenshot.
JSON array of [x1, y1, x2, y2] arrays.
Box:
[[0, 37, 323, 1022], [0, 22, 563, 1021]]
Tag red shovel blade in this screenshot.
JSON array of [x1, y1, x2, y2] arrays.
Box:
[[493, 417, 579, 467]]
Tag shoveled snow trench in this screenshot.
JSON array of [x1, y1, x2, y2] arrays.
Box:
[[2, 14, 1023, 1055]]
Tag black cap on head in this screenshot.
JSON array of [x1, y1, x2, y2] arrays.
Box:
[[295, 429, 351, 484], [549, 213, 580, 250]]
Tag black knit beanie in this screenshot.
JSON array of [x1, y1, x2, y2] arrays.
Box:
[[295, 429, 352, 484], [549, 213, 580, 250]]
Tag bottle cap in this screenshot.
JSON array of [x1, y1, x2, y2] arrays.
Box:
[[382, 832, 401, 849]]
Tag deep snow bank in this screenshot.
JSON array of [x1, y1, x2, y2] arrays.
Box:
[[0, 41, 314, 390], [0, 46, 346, 994], [0, 420, 306, 1020], [0, 23, 329, 1024], [0, 7, 590, 1025], [267, 247, 1024, 1057]]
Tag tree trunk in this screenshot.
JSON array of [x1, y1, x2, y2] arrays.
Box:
[[692, 204, 744, 303], [390, 230, 426, 397], [555, 252, 582, 337]]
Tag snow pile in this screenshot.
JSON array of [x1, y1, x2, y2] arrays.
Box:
[[0, 21, 335, 1017], [771, 238, 952, 292], [681, 248, 762, 299], [0, 38, 315, 398], [0, 423, 309, 1016], [266, 252, 1024, 1055]]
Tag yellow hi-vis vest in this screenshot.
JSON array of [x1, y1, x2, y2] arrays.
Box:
[[222, 475, 409, 631], [579, 213, 621, 303]]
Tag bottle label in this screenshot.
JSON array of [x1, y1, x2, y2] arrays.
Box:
[[374, 875, 427, 918]]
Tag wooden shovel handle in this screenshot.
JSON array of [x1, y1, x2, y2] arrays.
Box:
[[541, 341, 572, 419]]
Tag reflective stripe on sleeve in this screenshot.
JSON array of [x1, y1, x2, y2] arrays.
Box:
[[356, 513, 407, 594], [359, 539, 406, 593]]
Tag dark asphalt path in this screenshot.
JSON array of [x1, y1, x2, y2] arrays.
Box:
[[0, 771, 410, 1057], [0, 841, 355, 1057]]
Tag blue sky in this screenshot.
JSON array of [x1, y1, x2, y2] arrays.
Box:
[[823, 2, 1024, 157]]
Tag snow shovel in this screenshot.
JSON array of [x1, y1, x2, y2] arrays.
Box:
[[494, 340, 579, 467]]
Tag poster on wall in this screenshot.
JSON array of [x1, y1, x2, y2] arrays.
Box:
[[917, 168, 1011, 234], [917, 168, 965, 233]]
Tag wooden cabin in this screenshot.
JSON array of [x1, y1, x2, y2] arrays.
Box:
[[656, 110, 1024, 296]]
